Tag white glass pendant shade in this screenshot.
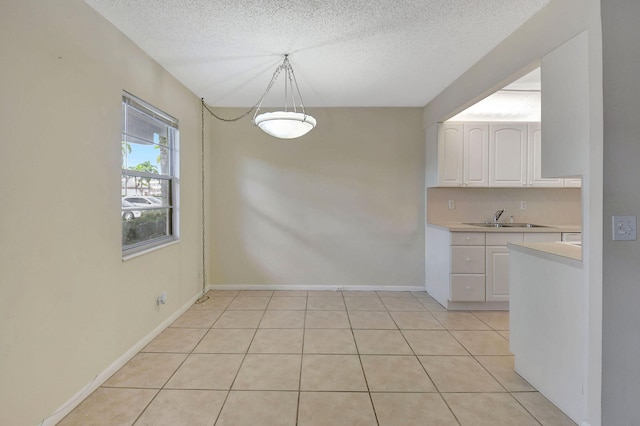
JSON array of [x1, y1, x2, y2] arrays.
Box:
[[254, 111, 317, 139]]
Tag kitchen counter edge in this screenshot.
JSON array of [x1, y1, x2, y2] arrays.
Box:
[[427, 222, 582, 233], [509, 242, 582, 264]]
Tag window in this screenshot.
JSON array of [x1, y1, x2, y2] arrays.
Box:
[[121, 92, 179, 255]]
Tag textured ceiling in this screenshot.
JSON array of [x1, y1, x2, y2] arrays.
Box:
[[85, 0, 549, 107]]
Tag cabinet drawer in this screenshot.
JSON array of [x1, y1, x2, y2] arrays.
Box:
[[451, 232, 485, 246], [486, 232, 523, 246], [451, 247, 485, 273], [450, 275, 486, 301], [523, 232, 562, 243]]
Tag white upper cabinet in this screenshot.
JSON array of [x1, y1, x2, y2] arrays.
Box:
[[527, 123, 565, 187], [437, 123, 464, 186], [437, 121, 581, 188], [463, 123, 489, 187], [489, 123, 527, 187], [437, 122, 489, 187]]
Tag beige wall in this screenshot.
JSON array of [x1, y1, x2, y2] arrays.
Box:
[[427, 187, 581, 225], [209, 108, 425, 287], [0, 1, 205, 424]]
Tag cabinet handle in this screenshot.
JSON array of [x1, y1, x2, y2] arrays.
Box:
[[465, 258, 471, 262], [465, 236, 471, 241]]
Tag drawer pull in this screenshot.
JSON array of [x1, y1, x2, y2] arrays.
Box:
[[465, 258, 471, 262], [465, 236, 471, 241]]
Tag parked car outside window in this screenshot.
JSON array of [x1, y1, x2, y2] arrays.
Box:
[[121, 199, 142, 220], [123, 196, 163, 207]]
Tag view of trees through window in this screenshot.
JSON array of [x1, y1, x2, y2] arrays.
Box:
[[121, 93, 179, 254]]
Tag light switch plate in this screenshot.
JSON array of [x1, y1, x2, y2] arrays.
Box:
[[612, 216, 637, 241]]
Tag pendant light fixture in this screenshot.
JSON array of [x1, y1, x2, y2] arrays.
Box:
[[202, 54, 316, 139], [253, 55, 316, 139]]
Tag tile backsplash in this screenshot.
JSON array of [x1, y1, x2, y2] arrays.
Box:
[[427, 187, 581, 226]]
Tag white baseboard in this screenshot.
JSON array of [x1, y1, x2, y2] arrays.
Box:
[[206, 284, 427, 292], [40, 291, 204, 426]]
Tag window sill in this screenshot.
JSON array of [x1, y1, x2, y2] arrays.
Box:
[[122, 239, 179, 261]]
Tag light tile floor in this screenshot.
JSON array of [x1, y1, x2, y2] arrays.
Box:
[[58, 290, 577, 426]]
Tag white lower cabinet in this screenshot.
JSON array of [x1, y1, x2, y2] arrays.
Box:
[[485, 246, 512, 302], [449, 232, 485, 302], [485, 232, 561, 302], [485, 233, 524, 302], [451, 274, 486, 302], [426, 225, 564, 310], [451, 246, 485, 274]]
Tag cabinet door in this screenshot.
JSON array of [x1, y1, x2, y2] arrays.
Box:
[[489, 124, 528, 187], [486, 246, 510, 302], [523, 233, 562, 243], [527, 124, 564, 187], [463, 123, 489, 187], [438, 123, 463, 186]]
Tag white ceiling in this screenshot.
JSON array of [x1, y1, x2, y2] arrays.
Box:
[[450, 68, 541, 121], [84, 0, 549, 108]]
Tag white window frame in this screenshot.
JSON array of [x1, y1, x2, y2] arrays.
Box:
[[121, 91, 179, 257]]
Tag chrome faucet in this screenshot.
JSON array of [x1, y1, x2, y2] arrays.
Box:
[[493, 209, 506, 223]]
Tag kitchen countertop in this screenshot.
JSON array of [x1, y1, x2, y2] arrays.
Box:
[[509, 241, 582, 262], [428, 222, 582, 233], [427, 222, 583, 262]]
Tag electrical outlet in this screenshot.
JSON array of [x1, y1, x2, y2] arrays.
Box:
[[520, 201, 527, 210], [448, 200, 455, 210], [157, 291, 167, 305], [612, 216, 637, 241]]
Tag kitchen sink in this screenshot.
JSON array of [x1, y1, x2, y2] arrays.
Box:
[[503, 223, 549, 228], [464, 222, 549, 228]]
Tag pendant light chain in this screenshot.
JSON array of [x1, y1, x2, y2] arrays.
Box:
[[195, 99, 209, 304], [202, 55, 316, 139], [202, 56, 286, 122]]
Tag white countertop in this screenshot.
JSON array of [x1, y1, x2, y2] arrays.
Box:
[[509, 241, 582, 262], [427, 222, 583, 262], [428, 222, 582, 234]]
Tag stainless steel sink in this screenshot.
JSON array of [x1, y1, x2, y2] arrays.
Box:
[[503, 223, 548, 228], [464, 222, 548, 228]]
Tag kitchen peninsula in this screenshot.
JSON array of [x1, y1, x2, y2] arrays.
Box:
[[508, 241, 585, 424]]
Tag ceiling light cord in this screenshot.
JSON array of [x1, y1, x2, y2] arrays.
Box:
[[195, 99, 209, 305], [202, 101, 255, 122], [201, 55, 287, 122]]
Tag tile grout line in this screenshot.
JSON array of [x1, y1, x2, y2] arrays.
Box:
[[126, 292, 246, 425], [392, 296, 462, 426], [294, 294, 309, 426], [211, 290, 269, 426], [347, 292, 381, 426]]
